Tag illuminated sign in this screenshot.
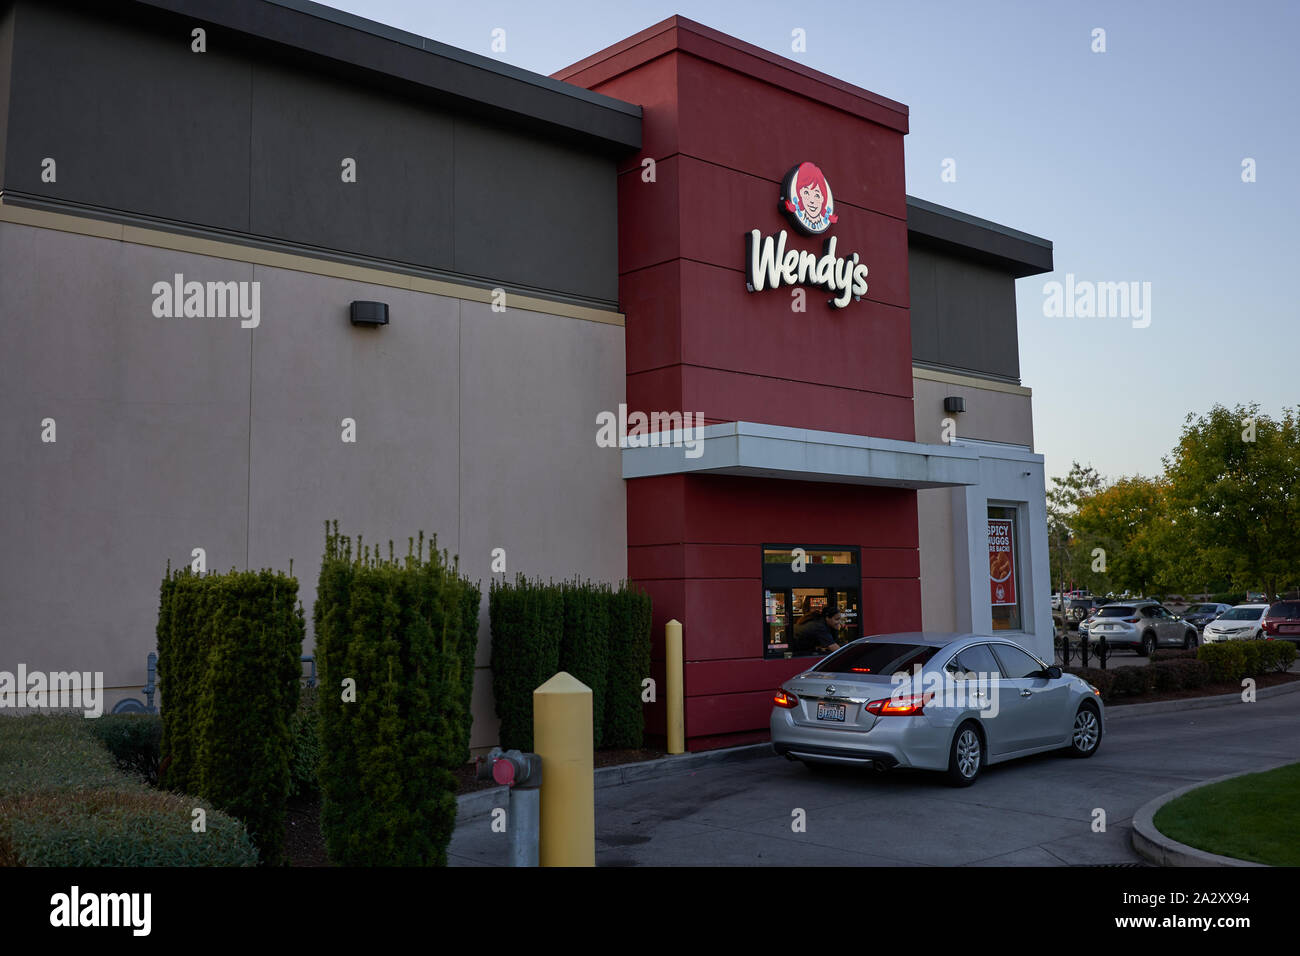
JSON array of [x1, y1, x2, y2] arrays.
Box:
[[745, 162, 869, 309]]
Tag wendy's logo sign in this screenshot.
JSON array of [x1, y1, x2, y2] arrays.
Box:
[[746, 161, 868, 309], [780, 162, 837, 236]]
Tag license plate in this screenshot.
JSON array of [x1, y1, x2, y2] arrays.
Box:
[[816, 702, 846, 722]]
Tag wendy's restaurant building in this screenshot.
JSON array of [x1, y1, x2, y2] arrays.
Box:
[[0, 1, 1052, 753]]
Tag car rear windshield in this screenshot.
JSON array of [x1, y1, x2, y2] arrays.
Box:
[[818, 642, 939, 677], [1221, 607, 1264, 621], [1268, 602, 1300, 618], [1096, 606, 1135, 617]]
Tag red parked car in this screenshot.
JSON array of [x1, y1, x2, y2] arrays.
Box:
[[1261, 601, 1300, 648]]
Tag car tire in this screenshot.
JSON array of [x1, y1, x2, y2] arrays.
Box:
[[944, 721, 983, 788], [1067, 703, 1102, 758], [1137, 632, 1155, 657], [1183, 629, 1197, 650]]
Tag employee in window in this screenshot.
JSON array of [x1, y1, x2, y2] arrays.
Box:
[[794, 604, 843, 655]]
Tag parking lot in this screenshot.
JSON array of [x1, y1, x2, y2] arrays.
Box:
[[449, 687, 1300, 866]]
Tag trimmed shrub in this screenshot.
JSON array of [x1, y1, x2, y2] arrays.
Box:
[[489, 575, 563, 752], [314, 525, 480, 866], [1066, 667, 1114, 703], [1150, 648, 1198, 663], [1150, 659, 1211, 692], [559, 580, 611, 749], [605, 582, 652, 749], [1109, 666, 1155, 698], [288, 684, 321, 800], [0, 789, 259, 867], [156, 565, 305, 865], [0, 714, 258, 867], [1198, 642, 1249, 684], [1264, 640, 1297, 673], [88, 714, 161, 786]]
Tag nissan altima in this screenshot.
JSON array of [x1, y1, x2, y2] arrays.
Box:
[[770, 633, 1104, 786]]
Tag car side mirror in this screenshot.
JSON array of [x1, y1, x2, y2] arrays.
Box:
[[1044, 665, 1062, 680]]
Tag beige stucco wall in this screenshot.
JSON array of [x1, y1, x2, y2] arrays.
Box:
[[913, 370, 1035, 632], [0, 218, 627, 749]]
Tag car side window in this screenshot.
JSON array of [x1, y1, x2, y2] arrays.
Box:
[[1140, 606, 1154, 617], [990, 643, 1046, 680], [947, 643, 1002, 680]]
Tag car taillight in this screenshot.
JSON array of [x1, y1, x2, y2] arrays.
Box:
[[1124, 617, 1139, 623], [774, 689, 798, 709], [1263, 620, 1277, 634], [865, 692, 934, 716]]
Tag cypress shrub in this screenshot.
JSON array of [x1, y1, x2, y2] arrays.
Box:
[[155, 565, 304, 865], [489, 577, 652, 751], [314, 524, 480, 866], [489, 575, 563, 752], [604, 582, 653, 749], [288, 684, 321, 800], [560, 580, 611, 749]]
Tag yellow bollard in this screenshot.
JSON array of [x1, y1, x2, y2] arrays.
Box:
[[666, 619, 684, 754], [534, 671, 594, 867]]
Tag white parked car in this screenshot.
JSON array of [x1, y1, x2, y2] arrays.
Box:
[[1201, 604, 1268, 643]]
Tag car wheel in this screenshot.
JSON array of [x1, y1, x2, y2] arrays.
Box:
[[1067, 703, 1102, 758], [1137, 633, 1155, 657], [945, 721, 983, 787], [1183, 629, 1197, 650]]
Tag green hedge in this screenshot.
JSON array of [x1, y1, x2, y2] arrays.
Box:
[[0, 714, 257, 867], [1198, 642, 1248, 683], [560, 580, 611, 749], [156, 565, 304, 865], [288, 684, 321, 800], [314, 525, 480, 866], [88, 714, 161, 786], [490, 577, 651, 752], [604, 583, 653, 749], [489, 575, 563, 752]]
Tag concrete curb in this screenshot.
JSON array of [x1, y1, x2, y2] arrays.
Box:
[[1131, 762, 1298, 867], [456, 743, 774, 822], [1104, 676, 1300, 720]]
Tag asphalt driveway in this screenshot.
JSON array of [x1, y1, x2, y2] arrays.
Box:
[[449, 687, 1300, 867]]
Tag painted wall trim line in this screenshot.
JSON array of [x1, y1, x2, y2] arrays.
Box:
[[0, 197, 626, 328], [912, 365, 1032, 397]]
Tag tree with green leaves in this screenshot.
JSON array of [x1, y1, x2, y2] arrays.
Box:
[[1163, 404, 1300, 599]]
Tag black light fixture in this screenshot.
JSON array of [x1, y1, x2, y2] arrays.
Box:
[[350, 301, 389, 327], [943, 396, 966, 413]]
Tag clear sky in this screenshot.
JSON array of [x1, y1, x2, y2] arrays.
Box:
[[321, 0, 1299, 485]]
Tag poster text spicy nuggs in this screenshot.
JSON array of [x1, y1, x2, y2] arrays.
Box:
[[745, 161, 869, 309]]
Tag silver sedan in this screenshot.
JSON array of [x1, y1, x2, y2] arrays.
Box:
[[770, 632, 1105, 786]]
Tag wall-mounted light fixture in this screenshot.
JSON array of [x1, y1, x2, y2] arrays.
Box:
[[943, 396, 966, 413], [350, 301, 389, 327]]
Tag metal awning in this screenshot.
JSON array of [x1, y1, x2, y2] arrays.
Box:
[[621, 421, 981, 489]]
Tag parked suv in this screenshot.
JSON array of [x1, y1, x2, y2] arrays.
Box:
[[1262, 601, 1300, 648], [1084, 602, 1198, 655]]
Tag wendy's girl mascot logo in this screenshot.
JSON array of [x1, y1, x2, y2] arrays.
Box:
[[780, 161, 837, 236], [746, 160, 868, 309]]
